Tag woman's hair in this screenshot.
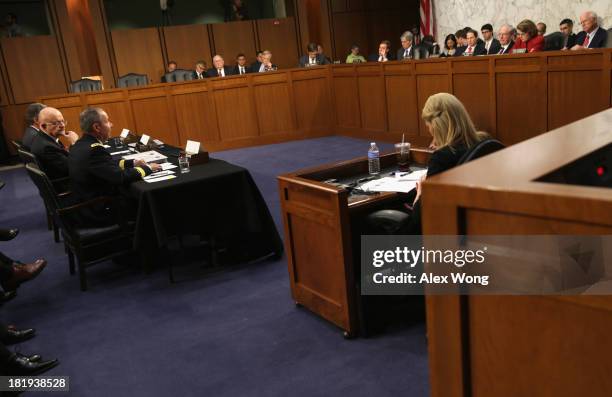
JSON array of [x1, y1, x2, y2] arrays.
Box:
[[444, 34, 457, 50], [517, 19, 537, 39], [421, 93, 488, 150]]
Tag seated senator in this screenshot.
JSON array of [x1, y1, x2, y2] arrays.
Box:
[[299, 42, 330, 67], [369, 93, 489, 234], [68, 107, 161, 226], [30, 107, 79, 180], [512, 19, 545, 53], [346, 45, 366, 63], [21, 103, 46, 150]]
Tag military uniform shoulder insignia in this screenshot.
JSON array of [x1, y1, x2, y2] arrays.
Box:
[[90, 143, 103, 148]]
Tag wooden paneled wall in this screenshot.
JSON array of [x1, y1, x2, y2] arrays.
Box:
[[332, 49, 612, 147], [32, 49, 612, 155], [38, 67, 333, 152]]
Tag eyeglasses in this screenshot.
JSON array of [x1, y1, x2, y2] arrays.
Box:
[[47, 120, 67, 126]]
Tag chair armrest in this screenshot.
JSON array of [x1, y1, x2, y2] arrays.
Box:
[[57, 196, 118, 215]]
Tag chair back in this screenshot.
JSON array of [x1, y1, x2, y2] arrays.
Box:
[[117, 73, 149, 88], [172, 69, 194, 82], [70, 78, 102, 93], [606, 29, 612, 48], [544, 32, 564, 51], [458, 138, 505, 165], [11, 140, 23, 151], [25, 163, 63, 212], [414, 46, 430, 60], [17, 148, 40, 166]]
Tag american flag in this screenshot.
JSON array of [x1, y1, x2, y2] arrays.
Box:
[[420, 0, 436, 38]]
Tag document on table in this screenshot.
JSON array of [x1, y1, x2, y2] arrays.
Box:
[[143, 172, 176, 183], [360, 177, 417, 193], [395, 169, 427, 181], [160, 163, 178, 170], [122, 150, 168, 163]]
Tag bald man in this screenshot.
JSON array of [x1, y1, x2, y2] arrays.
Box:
[[30, 107, 79, 180], [205, 55, 234, 78], [572, 11, 607, 50]]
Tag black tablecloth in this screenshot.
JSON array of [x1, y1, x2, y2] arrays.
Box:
[[111, 143, 283, 263]]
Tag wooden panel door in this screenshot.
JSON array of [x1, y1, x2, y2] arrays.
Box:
[[111, 28, 165, 85], [256, 17, 299, 69], [163, 24, 213, 76]]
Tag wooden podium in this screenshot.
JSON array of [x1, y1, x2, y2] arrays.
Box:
[[278, 149, 431, 337], [422, 109, 612, 397]]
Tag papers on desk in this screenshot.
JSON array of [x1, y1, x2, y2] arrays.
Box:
[[110, 149, 130, 156], [143, 174, 176, 183], [122, 150, 168, 163], [359, 169, 427, 193], [160, 163, 177, 170], [360, 177, 417, 193]]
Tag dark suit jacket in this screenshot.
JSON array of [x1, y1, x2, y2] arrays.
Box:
[[565, 33, 577, 48], [485, 38, 501, 54], [454, 42, 487, 56], [233, 64, 251, 75], [497, 41, 514, 54], [192, 70, 207, 80], [22, 126, 40, 150], [404, 144, 469, 234], [205, 66, 234, 78], [396, 46, 415, 60], [298, 54, 329, 67], [30, 131, 69, 180], [249, 61, 261, 73], [575, 28, 607, 48], [367, 51, 396, 62]]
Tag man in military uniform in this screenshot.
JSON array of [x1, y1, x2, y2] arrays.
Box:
[[68, 107, 161, 225]]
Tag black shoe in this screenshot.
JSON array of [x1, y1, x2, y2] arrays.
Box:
[[0, 228, 19, 241], [15, 352, 41, 362], [7, 354, 58, 376], [3, 327, 35, 345]]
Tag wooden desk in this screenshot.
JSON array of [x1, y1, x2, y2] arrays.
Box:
[[422, 108, 612, 397], [3, 49, 604, 157], [278, 148, 431, 336]]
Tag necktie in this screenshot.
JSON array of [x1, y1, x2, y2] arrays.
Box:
[[240, 66, 244, 74], [498, 47, 505, 54], [404, 49, 409, 58], [218, 68, 222, 77], [583, 34, 590, 47], [467, 46, 473, 55]]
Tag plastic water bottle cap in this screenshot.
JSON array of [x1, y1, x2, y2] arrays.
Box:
[[370, 142, 375, 146]]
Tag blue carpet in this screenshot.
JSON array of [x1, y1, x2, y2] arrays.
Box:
[[0, 136, 428, 396]]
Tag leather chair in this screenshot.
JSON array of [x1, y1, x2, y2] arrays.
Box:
[[25, 163, 135, 291], [11, 140, 23, 151], [117, 73, 149, 88], [365, 139, 506, 234], [173, 69, 194, 82], [70, 78, 102, 93], [544, 32, 564, 51], [606, 29, 612, 48], [414, 46, 430, 60]]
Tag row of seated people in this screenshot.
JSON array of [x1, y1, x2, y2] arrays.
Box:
[[20, 103, 160, 227], [354, 10, 608, 63], [161, 50, 277, 82]]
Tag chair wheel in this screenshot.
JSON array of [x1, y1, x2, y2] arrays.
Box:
[[343, 331, 355, 339], [294, 301, 302, 308]]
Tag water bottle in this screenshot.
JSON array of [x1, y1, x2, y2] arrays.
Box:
[[368, 142, 380, 175]]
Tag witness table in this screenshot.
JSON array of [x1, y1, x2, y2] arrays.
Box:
[[109, 143, 283, 266]]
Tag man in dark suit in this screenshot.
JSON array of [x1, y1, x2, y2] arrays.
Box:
[[368, 40, 395, 62], [255, 50, 277, 72], [455, 29, 467, 53], [193, 61, 207, 80], [496, 24, 515, 54], [233, 53, 250, 75], [572, 11, 606, 50], [31, 107, 78, 180], [161, 61, 177, 83], [559, 18, 577, 50], [206, 55, 234, 78], [481, 23, 501, 54], [454, 29, 486, 56], [396, 31, 415, 60], [69, 108, 159, 226], [250, 50, 263, 73], [21, 103, 46, 150], [298, 42, 330, 67]]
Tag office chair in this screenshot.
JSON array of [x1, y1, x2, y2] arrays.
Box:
[[70, 78, 102, 93], [544, 32, 564, 51], [365, 139, 506, 234], [117, 73, 149, 88], [173, 69, 194, 82], [606, 29, 612, 48], [26, 163, 135, 291]]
